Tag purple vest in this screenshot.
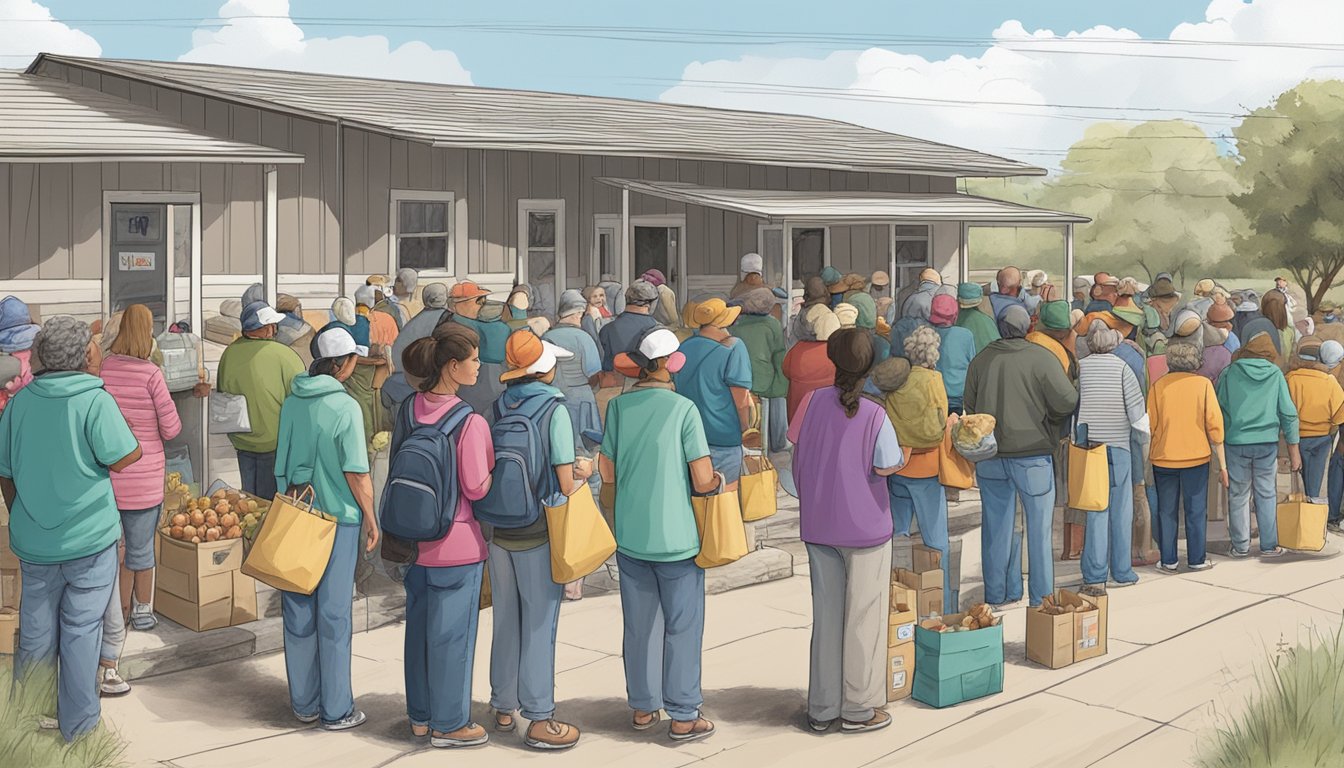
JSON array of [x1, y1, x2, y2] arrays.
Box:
[[794, 387, 895, 549]]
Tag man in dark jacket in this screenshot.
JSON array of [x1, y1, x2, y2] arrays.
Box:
[[963, 305, 1079, 608]]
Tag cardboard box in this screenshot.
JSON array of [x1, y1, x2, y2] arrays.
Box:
[[912, 614, 1005, 708], [1025, 590, 1107, 669], [154, 587, 234, 632], [912, 544, 942, 574], [0, 526, 19, 570], [886, 642, 916, 702], [889, 584, 917, 647], [231, 571, 258, 625], [894, 568, 944, 617], [157, 566, 233, 605], [0, 607, 16, 655], [0, 567, 19, 610], [157, 532, 243, 579]]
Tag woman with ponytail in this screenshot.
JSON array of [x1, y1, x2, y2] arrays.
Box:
[[393, 322, 498, 749], [787, 328, 903, 736]]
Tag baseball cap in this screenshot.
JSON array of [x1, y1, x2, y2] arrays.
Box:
[[918, 268, 943, 285], [614, 327, 685, 378], [1093, 272, 1120, 287], [240, 301, 285, 332], [625, 280, 659, 305], [449, 280, 490, 302], [500, 329, 572, 382], [820, 266, 843, 288], [690, 297, 741, 328], [312, 326, 365, 359], [740, 252, 763, 275], [871, 271, 891, 287], [422, 283, 450, 309]]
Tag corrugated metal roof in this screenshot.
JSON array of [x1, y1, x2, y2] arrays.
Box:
[[33, 55, 1043, 178], [596, 178, 1090, 224], [0, 71, 302, 164]]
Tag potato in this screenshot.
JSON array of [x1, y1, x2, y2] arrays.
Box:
[[189, 510, 206, 527], [226, 525, 243, 539], [171, 513, 188, 527], [220, 512, 239, 529], [211, 489, 228, 501], [197, 496, 212, 508], [204, 512, 220, 528], [204, 527, 221, 542], [190, 536, 201, 544], [183, 524, 198, 541], [170, 525, 185, 540]]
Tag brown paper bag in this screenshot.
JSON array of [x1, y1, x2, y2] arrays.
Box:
[[241, 487, 337, 595]]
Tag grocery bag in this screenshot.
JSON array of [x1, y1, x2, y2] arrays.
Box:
[[545, 485, 617, 583], [241, 487, 337, 595], [692, 488, 748, 569], [1067, 425, 1109, 512], [208, 391, 251, 434], [938, 427, 975, 490], [739, 453, 778, 523], [1278, 475, 1327, 552]]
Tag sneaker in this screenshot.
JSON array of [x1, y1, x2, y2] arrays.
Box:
[[1154, 562, 1178, 573], [98, 666, 130, 697], [1109, 578, 1139, 588], [431, 723, 489, 748], [36, 716, 59, 731], [322, 710, 367, 732], [1260, 547, 1286, 558], [841, 709, 892, 734], [807, 716, 835, 733], [294, 710, 320, 724], [1328, 522, 1343, 534], [1080, 584, 1107, 598], [1228, 548, 1251, 559], [524, 719, 580, 750], [129, 602, 158, 632], [1188, 560, 1215, 571]]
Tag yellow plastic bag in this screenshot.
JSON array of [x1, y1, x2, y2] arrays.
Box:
[[693, 488, 748, 569], [1067, 442, 1109, 512], [740, 453, 778, 523], [241, 487, 337, 595], [1278, 485, 1327, 552], [545, 485, 617, 583]]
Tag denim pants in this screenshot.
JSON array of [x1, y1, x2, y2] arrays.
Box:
[[708, 444, 745, 486], [975, 455, 1055, 606], [1153, 463, 1210, 567], [887, 474, 954, 613], [101, 542, 126, 665], [1082, 446, 1139, 585], [805, 542, 891, 723], [1226, 443, 1280, 554], [237, 449, 278, 501], [281, 523, 359, 724], [404, 560, 483, 732], [1298, 434, 1332, 498], [488, 542, 563, 721], [616, 552, 705, 722], [768, 396, 788, 454], [1330, 449, 1344, 525], [17, 543, 118, 742]]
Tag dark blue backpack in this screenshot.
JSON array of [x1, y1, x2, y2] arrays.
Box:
[[473, 395, 561, 529], [380, 400, 474, 542]]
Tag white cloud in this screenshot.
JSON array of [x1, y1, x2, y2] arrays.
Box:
[[658, 0, 1344, 168], [0, 0, 101, 63], [180, 0, 471, 84]]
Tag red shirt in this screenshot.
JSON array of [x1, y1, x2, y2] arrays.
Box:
[[783, 341, 836, 424]]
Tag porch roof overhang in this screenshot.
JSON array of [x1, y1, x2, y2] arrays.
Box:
[[596, 177, 1089, 226]]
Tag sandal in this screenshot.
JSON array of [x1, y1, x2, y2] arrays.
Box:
[[410, 722, 430, 738], [632, 710, 660, 731], [494, 710, 516, 733], [669, 717, 715, 742]]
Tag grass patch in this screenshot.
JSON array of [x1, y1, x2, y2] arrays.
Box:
[[1196, 623, 1344, 768], [0, 659, 127, 768]]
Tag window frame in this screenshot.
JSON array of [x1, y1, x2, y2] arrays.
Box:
[[786, 223, 831, 287], [388, 189, 456, 278]]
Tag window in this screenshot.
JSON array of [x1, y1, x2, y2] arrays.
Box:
[[892, 224, 931, 295], [518, 199, 566, 319], [792, 227, 827, 283], [593, 214, 624, 283], [390, 191, 454, 274]]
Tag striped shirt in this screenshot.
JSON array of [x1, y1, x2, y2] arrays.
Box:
[[1077, 353, 1147, 446]]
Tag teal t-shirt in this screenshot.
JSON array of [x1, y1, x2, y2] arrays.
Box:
[[601, 386, 710, 562], [0, 372, 138, 563], [674, 334, 753, 448], [274, 373, 370, 525]]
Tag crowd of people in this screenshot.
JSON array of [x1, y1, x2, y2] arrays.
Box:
[[0, 256, 1334, 747]]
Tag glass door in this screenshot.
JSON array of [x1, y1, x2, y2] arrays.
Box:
[[109, 203, 169, 334], [518, 200, 565, 320]]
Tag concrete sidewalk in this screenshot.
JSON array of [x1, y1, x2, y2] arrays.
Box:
[[101, 512, 1344, 768]]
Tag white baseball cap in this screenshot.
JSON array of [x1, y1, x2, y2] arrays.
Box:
[[313, 327, 367, 359], [740, 252, 763, 275], [614, 327, 685, 377]]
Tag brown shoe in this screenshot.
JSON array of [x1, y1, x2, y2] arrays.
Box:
[[669, 717, 715, 742], [632, 710, 660, 731], [431, 723, 489, 749], [493, 710, 516, 732], [525, 719, 580, 750], [841, 709, 891, 734]]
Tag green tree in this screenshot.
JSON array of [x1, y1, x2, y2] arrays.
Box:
[[1232, 80, 1344, 314]]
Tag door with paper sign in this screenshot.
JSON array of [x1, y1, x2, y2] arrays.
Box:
[[109, 203, 170, 334]]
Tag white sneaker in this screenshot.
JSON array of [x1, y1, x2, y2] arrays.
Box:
[[98, 666, 131, 697], [36, 716, 59, 731], [322, 710, 367, 731], [129, 601, 158, 631]]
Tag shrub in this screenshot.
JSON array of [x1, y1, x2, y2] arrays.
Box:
[[0, 659, 127, 768]]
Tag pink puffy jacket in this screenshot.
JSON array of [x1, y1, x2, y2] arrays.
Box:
[[101, 354, 182, 510]]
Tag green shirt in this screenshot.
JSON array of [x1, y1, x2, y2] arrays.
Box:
[[956, 307, 1001, 355], [0, 372, 138, 563], [730, 314, 787, 398], [216, 337, 305, 454], [600, 386, 709, 562], [491, 385, 576, 552], [274, 373, 370, 525]]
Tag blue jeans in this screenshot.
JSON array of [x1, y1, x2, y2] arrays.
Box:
[[404, 560, 483, 732], [887, 474, 955, 613], [709, 444, 744, 486], [1082, 447, 1139, 585], [281, 523, 359, 724], [488, 542, 563, 721], [17, 543, 118, 742], [616, 552, 705, 722], [237, 449, 278, 501], [768, 397, 788, 454], [1299, 435, 1332, 498], [975, 455, 1055, 606], [1226, 443, 1280, 554], [1330, 449, 1344, 524], [1153, 463, 1210, 567]]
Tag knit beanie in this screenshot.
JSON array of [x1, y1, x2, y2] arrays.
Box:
[[870, 357, 912, 394]]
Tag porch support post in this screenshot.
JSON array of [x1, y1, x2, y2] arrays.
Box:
[[782, 219, 793, 310], [888, 223, 897, 291], [1065, 223, 1075, 300], [263, 164, 278, 306], [959, 221, 970, 284], [621, 186, 631, 287]]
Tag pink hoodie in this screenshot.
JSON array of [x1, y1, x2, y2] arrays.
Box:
[[101, 354, 182, 510], [0, 349, 34, 413]]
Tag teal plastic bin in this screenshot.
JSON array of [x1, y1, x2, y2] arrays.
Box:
[[912, 620, 1004, 708]]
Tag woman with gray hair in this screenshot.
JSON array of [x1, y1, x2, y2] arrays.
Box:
[[0, 316, 141, 741], [1075, 320, 1148, 594]]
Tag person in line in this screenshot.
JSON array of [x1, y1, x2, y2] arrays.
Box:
[[889, 284, 935, 359], [599, 327, 719, 742], [1071, 276, 1092, 312], [869, 271, 895, 324], [821, 266, 846, 308], [790, 328, 900, 735], [598, 281, 661, 390], [783, 306, 841, 424], [0, 296, 40, 414], [273, 326, 381, 731], [1197, 315, 1234, 383], [834, 302, 859, 331], [487, 330, 587, 750], [396, 323, 494, 748], [1076, 321, 1148, 593], [1253, 290, 1298, 372], [1144, 275, 1182, 330], [1206, 298, 1241, 355], [1275, 275, 1299, 315], [503, 284, 532, 327], [0, 316, 141, 742], [447, 280, 511, 420], [217, 300, 305, 502], [732, 288, 788, 454], [390, 267, 421, 325], [676, 299, 754, 490], [392, 284, 450, 370], [640, 269, 681, 330], [324, 297, 385, 446], [274, 294, 317, 367], [99, 305, 182, 641], [581, 285, 612, 351], [963, 306, 1079, 607], [730, 253, 766, 299], [1027, 301, 1079, 383], [900, 268, 942, 322], [1286, 339, 1344, 499], [928, 294, 974, 413], [790, 277, 830, 345], [988, 267, 1028, 320], [1216, 331, 1300, 559], [955, 282, 999, 354]]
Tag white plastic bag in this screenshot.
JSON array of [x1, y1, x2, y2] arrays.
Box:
[[208, 391, 251, 434]]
